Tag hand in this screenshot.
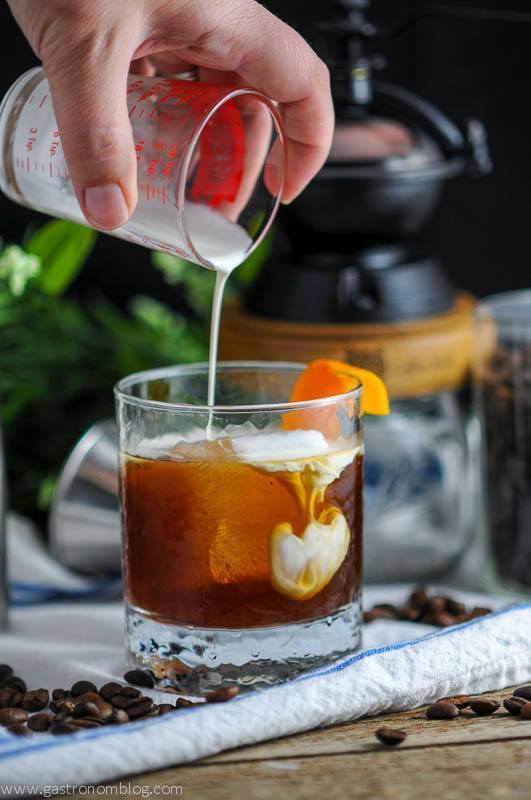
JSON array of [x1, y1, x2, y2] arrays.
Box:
[[6, 0, 334, 230]]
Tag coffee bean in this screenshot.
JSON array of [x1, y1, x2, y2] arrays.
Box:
[[0, 665, 13, 681], [99, 682, 122, 701], [469, 699, 500, 716], [206, 686, 239, 703], [426, 702, 459, 720], [52, 689, 68, 701], [0, 688, 17, 708], [74, 691, 114, 719], [363, 608, 398, 623], [123, 669, 155, 689], [112, 694, 146, 710], [175, 698, 195, 709], [158, 704, 177, 715], [117, 687, 141, 699], [73, 702, 100, 719], [109, 709, 129, 725], [71, 680, 97, 697], [21, 689, 49, 712], [0, 708, 29, 725], [70, 718, 101, 729], [52, 711, 71, 723], [10, 692, 24, 708], [27, 712, 54, 732], [513, 685, 531, 701], [399, 608, 421, 622], [375, 727, 407, 746], [424, 612, 456, 628], [126, 700, 154, 719], [425, 596, 448, 615], [363, 609, 390, 623], [74, 691, 100, 705], [51, 718, 80, 735], [101, 702, 117, 721], [7, 724, 31, 737], [372, 603, 400, 615], [408, 588, 428, 609], [469, 607, 491, 619], [0, 676, 26, 692], [520, 703, 531, 720], [81, 697, 113, 721], [504, 697, 527, 715], [141, 705, 159, 718], [50, 697, 78, 715], [445, 599, 466, 616], [437, 695, 470, 709], [0, 689, 23, 708]]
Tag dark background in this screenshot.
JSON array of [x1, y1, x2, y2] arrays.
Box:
[[1, 0, 530, 303]]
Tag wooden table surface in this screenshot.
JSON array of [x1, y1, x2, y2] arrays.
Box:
[[94, 687, 531, 799]]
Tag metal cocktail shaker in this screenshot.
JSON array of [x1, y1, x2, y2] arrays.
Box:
[[50, 421, 121, 574]]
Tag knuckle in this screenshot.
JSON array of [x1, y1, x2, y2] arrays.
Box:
[[312, 56, 331, 88], [67, 127, 125, 165]]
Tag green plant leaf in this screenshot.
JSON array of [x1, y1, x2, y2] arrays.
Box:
[[151, 251, 188, 284], [231, 229, 272, 288], [27, 219, 97, 295]]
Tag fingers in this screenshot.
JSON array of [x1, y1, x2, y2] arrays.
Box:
[[40, 15, 139, 229], [329, 121, 413, 161], [162, 0, 334, 203]]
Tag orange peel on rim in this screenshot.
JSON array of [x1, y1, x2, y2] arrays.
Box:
[[283, 358, 389, 434]]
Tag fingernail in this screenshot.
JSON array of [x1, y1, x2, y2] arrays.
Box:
[[83, 184, 129, 230]]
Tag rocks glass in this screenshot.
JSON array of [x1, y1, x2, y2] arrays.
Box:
[[115, 362, 363, 693]]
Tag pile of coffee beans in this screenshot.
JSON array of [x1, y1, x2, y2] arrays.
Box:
[[375, 685, 531, 747], [363, 587, 492, 628], [0, 664, 238, 737]]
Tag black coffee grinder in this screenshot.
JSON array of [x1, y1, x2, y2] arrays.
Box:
[[250, 0, 491, 324], [221, 0, 492, 582]]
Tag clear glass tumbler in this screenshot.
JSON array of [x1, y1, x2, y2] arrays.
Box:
[[115, 362, 363, 693], [0, 68, 285, 270]]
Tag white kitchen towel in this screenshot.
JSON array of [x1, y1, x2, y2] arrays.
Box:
[[1, 594, 530, 790]]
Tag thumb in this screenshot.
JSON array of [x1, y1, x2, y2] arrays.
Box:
[[43, 35, 137, 230]]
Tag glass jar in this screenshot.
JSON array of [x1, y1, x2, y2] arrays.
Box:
[[474, 290, 531, 595], [363, 391, 470, 582]]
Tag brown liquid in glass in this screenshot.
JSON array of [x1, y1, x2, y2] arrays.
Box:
[[121, 452, 363, 628]]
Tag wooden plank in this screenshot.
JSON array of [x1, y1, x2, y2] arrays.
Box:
[[96, 740, 531, 800], [206, 687, 528, 762]]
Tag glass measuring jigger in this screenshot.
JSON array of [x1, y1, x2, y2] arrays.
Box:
[[0, 68, 285, 270]]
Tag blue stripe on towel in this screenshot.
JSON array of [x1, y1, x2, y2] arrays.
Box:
[[9, 578, 122, 606]]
